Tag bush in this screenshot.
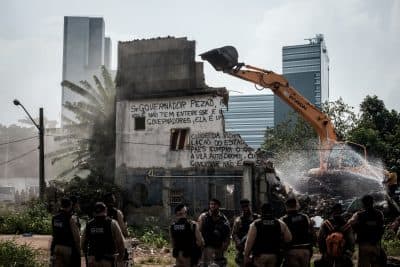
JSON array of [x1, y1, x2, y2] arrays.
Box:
[[0, 239, 41, 267], [46, 175, 121, 217], [139, 228, 169, 249], [226, 243, 237, 267], [129, 223, 169, 249], [382, 229, 400, 256], [0, 201, 51, 234]]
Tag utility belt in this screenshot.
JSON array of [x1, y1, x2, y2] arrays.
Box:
[[252, 250, 280, 256], [94, 253, 118, 262], [288, 243, 312, 250], [52, 243, 76, 255], [53, 240, 74, 248]]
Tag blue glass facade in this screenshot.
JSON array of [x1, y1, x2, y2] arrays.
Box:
[[224, 94, 274, 149], [275, 34, 329, 126]]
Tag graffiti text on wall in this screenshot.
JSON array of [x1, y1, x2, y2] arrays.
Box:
[[190, 132, 255, 168], [129, 97, 224, 126]]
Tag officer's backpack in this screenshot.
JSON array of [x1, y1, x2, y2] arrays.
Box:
[[324, 220, 350, 258]]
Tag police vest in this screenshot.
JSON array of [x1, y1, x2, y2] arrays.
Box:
[[52, 211, 74, 247], [107, 207, 118, 221], [252, 218, 281, 255], [170, 218, 194, 256], [201, 213, 230, 248], [237, 214, 259, 240], [282, 212, 312, 247], [86, 217, 115, 258], [356, 209, 384, 244]]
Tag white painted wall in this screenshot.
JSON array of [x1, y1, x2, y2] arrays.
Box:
[[116, 95, 226, 169], [116, 94, 257, 170]]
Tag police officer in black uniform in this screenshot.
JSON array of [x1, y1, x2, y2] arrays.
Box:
[[51, 197, 81, 267], [281, 197, 314, 267], [104, 193, 128, 237], [69, 195, 81, 266], [81, 202, 125, 267], [232, 199, 259, 266], [348, 195, 385, 267], [244, 203, 292, 267], [170, 204, 204, 267], [198, 198, 231, 267]]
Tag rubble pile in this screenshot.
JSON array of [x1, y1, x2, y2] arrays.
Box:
[[297, 170, 383, 200]]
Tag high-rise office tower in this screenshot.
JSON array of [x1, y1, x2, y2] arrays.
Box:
[[224, 94, 274, 149], [275, 34, 329, 126], [62, 16, 111, 125]]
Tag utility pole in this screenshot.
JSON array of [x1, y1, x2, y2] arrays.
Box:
[[13, 100, 45, 201], [39, 108, 45, 201]]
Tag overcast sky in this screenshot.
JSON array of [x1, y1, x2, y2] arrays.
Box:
[[0, 0, 399, 126]]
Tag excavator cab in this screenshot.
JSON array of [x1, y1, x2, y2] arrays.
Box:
[[200, 46, 239, 71]]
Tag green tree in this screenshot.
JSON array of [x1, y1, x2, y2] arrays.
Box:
[[322, 97, 357, 140], [45, 175, 120, 216], [348, 95, 400, 169], [261, 112, 319, 170], [262, 112, 316, 155], [262, 98, 357, 154], [51, 66, 116, 182], [261, 98, 358, 171]]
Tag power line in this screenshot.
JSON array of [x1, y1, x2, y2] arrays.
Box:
[[0, 136, 37, 146], [45, 134, 90, 141], [0, 148, 37, 166]]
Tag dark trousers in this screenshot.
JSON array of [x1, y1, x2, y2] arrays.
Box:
[[314, 255, 353, 267], [71, 248, 81, 267]]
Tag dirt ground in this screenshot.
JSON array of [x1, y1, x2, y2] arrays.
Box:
[[1, 235, 399, 266], [0, 235, 331, 266]]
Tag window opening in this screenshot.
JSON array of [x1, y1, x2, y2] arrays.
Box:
[[135, 117, 145, 130], [170, 128, 189, 150]]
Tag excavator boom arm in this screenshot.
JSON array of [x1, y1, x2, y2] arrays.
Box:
[[226, 66, 337, 143], [200, 46, 337, 171], [225, 66, 337, 171]]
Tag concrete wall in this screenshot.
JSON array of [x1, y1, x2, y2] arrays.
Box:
[[119, 167, 244, 223], [115, 94, 256, 223], [115, 37, 259, 224], [116, 95, 226, 170], [117, 37, 205, 101], [116, 95, 256, 170]]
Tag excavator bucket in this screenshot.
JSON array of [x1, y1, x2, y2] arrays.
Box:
[[200, 46, 239, 71]]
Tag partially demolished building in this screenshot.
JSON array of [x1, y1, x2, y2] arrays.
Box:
[[115, 37, 264, 223]]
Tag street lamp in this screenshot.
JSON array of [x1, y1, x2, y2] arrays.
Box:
[[13, 99, 45, 201]]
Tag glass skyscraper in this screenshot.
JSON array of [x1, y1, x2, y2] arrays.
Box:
[[62, 16, 112, 125], [275, 34, 329, 126], [224, 94, 274, 149]]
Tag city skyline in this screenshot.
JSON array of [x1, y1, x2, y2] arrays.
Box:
[[0, 0, 399, 126]]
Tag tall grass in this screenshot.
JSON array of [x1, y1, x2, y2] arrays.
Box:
[[0, 239, 42, 267], [0, 201, 51, 234]]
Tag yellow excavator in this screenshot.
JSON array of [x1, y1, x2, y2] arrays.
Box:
[[200, 46, 384, 198]]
